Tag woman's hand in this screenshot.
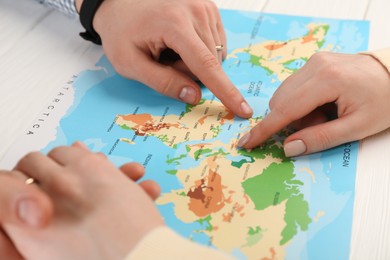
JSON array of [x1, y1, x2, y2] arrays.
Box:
[[0, 171, 53, 260], [4, 142, 164, 260], [238, 52, 390, 156]]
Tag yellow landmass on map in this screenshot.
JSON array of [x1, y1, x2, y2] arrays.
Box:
[[119, 138, 135, 145], [116, 100, 234, 147], [157, 152, 286, 257], [116, 95, 310, 259], [228, 23, 330, 81], [313, 211, 326, 222]]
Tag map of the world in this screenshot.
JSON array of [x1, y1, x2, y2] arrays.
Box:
[[2, 10, 369, 260]]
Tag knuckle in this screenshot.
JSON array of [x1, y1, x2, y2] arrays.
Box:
[[312, 129, 333, 151], [270, 100, 292, 121], [319, 64, 341, 80], [311, 52, 345, 80], [158, 71, 177, 96], [49, 155, 103, 198], [200, 51, 220, 71], [47, 146, 66, 158], [225, 84, 240, 98], [159, 82, 172, 96], [67, 183, 84, 200], [75, 153, 106, 169], [21, 151, 41, 161], [50, 173, 73, 191], [51, 175, 85, 201], [191, 4, 207, 18], [207, 0, 219, 11], [164, 7, 185, 24], [16, 151, 41, 169], [164, 29, 178, 47], [205, 1, 220, 19]]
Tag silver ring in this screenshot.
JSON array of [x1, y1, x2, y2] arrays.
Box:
[[25, 178, 35, 185], [215, 45, 224, 51]]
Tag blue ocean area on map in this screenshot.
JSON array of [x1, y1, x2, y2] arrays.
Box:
[[42, 9, 368, 260]]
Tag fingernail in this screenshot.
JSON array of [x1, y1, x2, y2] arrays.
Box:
[[73, 141, 88, 150], [284, 140, 306, 157], [179, 87, 196, 104], [237, 132, 251, 148], [18, 199, 44, 227], [240, 101, 253, 115]]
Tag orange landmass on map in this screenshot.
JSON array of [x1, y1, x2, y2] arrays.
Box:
[[221, 110, 235, 122], [225, 195, 233, 204], [120, 114, 152, 125], [198, 115, 210, 125], [136, 122, 179, 136], [223, 212, 233, 222], [264, 42, 287, 51], [262, 247, 277, 260], [302, 29, 317, 43], [188, 143, 211, 149], [187, 170, 225, 217], [118, 114, 182, 136]]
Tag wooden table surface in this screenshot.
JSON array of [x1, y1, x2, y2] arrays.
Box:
[[0, 0, 389, 258]]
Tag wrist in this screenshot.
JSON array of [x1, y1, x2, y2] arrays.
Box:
[[78, 0, 105, 44], [91, 0, 113, 38], [359, 48, 390, 76]]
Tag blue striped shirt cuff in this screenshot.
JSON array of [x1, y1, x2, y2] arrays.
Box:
[[37, 0, 78, 17]]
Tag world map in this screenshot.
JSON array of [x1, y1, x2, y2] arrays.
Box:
[[6, 10, 369, 260]]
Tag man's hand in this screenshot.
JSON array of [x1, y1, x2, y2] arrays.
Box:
[[76, 0, 253, 118]]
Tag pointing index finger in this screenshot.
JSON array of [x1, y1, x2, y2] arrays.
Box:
[[241, 109, 293, 149], [171, 30, 253, 118]]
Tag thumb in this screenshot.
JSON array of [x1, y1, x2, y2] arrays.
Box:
[[283, 115, 362, 157], [128, 52, 202, 105], [0, 173, 53, 228]]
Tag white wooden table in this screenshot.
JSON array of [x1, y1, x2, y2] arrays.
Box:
[[0, 0, 389, 259]]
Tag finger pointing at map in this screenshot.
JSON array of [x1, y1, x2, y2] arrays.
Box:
[[238, 52, 390, 157], [76, 0, 253, 119]]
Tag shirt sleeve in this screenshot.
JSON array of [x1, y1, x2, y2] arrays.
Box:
[[361, 47, 390, 74], [35, 0, 78, 17], [125, 226, 235, 260]]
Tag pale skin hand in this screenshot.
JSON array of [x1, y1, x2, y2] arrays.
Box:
[[0, 173, 53, 260], [3, 143, 164, 260], [75, 0, 253, 118], [238, 52, 390, 156]]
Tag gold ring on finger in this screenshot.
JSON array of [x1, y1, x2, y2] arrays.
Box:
[[25, 177, 36, 185], [215, 45, 224, 51]]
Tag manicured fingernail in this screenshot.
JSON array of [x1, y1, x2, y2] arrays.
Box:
[[240, 101, 253, 115], [179, 87, 196, 104], [284, 140, 306, 157], [237, 132, 251, 147], [18, 199, 44, 227]]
